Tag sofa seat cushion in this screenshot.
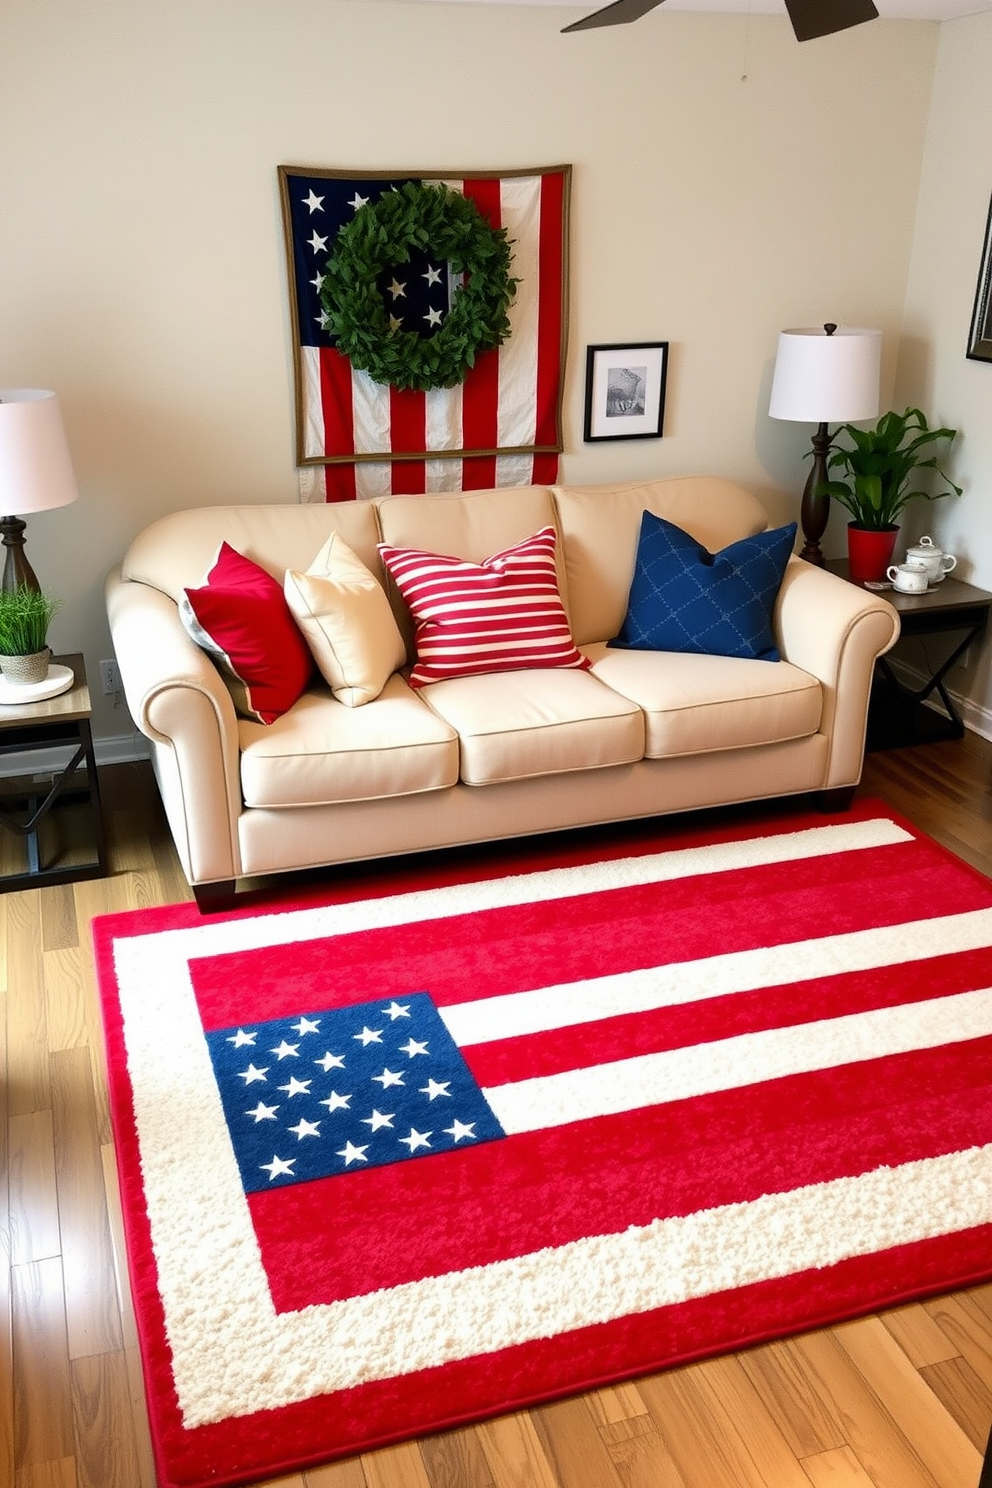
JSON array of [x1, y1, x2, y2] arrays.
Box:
[[238, 675, 459, 808], [419, 668, 645, 786], [586, 643, 822, 758]]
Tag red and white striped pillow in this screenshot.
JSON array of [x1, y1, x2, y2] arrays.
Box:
[[378, 526, 590, 688]]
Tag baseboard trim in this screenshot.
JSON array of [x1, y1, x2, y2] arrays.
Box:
[[884, 657, 992, 743], [1, 730, 150, 780]]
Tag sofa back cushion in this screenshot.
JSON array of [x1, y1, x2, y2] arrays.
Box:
[[121, 502, 385, 603], [552, 477, 772, 647]]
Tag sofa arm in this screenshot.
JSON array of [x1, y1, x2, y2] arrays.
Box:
[[105, 569, 243, 885], [774, 558, 900, 788]]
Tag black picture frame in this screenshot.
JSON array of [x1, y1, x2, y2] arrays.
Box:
[[583, 342, 668, 442], [967, 192, 992, 363]]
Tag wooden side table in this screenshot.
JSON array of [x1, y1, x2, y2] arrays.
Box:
[[0, 652, 107, 890], [827, 561, 992, 749]]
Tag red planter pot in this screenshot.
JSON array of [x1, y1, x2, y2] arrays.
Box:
[[847, 524, 899, 585]]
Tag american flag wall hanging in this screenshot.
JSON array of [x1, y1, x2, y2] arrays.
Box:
[[278, 165, 571, 502]]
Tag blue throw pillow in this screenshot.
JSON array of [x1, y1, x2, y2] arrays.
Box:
[[609, 513, 797, 661]]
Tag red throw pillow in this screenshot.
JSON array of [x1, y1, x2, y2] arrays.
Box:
[[181, 543, 313, 724], [378, 526, 590, 688]]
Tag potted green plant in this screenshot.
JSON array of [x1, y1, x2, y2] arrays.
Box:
[[0, 585, 61, 685], [825, 407, 962, 584]]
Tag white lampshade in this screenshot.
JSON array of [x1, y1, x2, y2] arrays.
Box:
[[0, 389, 80, 516], [768, 327, 882, 424]]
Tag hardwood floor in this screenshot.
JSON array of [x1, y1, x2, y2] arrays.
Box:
[[3, 736, 992, 1488]]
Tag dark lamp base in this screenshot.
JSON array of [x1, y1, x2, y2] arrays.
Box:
[[0, 516, 41, 594]]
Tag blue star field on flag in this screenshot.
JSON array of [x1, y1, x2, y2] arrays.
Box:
[[284, 174, 453, 353], [205, 994, 505, 1191]]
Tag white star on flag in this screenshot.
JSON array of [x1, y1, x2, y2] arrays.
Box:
[[444, 1120, 477, 1142], [302, 189, 324, 213], [383, 1002, 411, 1020], [307, 231, 328, 254], [246, 1102, 279, 1123], [337, 1141, 369, 1165], [288, 1119, 321, 1140], [320, 1091, 352, 1113], [400, 1038, 429, 1058], [362, 1110, 395, 1131], [347, 192, 369, 211], [355, 1027, 383, 1046], [227, 1029, 256, 1047]]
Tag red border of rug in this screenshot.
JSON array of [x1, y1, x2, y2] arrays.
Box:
[[93, 799, 992, 1488]]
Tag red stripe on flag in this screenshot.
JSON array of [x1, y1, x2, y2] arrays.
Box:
[[460, 177, 502, 487], [461, 455, 499, 490], [318, 348, 357, 460], [532, 451, 560, 484], [321, 465, 357, 501], [534, 170, 565, 452], [387, 387, 427, 494]]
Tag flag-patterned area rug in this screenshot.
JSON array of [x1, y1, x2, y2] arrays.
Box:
[[93, 800, 992, 1488]]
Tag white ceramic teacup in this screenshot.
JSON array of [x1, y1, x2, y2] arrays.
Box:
[[906, 536, 957, 584], [887, 563, 929, 594]]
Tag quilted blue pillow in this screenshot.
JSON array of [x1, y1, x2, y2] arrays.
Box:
[[609, 513, 797, 661]]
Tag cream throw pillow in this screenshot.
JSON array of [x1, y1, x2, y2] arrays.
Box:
[[284, 533, 406, 707]]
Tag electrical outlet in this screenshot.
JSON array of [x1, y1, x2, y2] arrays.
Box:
[[100, 659, 122, 697]]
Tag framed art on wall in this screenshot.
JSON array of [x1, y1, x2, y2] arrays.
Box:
[[967, 191, 992, 363], [583, 341, 668, 442]]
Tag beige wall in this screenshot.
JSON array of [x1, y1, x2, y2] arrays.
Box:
[[897, 9, 992, 733], [0, 0, 938, 742]]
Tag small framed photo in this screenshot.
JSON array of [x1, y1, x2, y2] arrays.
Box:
[[583, 342, 669, 442], [967, 192, 992, 363]]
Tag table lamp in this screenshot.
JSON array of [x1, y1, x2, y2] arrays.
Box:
[[768, 324, 881, 566], [0, 389, 79, 593]]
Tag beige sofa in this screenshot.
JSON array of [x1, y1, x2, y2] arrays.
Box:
[[105, 476, 899, 910]]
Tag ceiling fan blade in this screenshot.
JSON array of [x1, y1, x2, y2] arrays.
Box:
[[562, 0, 666, 34], [783, 0, 879, 41]]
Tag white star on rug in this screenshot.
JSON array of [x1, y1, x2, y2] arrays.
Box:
[[336, 1141, 369, 1165], [260, 1155, 295, 1181], [227, 1028, 256, 1047], [444, 1119, 477, 1142], [293, 1017, 321, 1036], [362, 1109, 395, 1131], [246, 1102, 278, 1123], [288, 1119, 321, 1140], [279, 1077, 311, 1098], [382, 1002, 411, 1020], [400, 1038, 429, 1059], [373, 1068, 405, 1089], [420, 1079, 452, 1101], [320, 1090, 352, 1113], [399, 1128, 432, 1153], [354, 1026, 383, 1046], [271, 1041, 300, 1060], [315, 1051, 346, 1072], [238, 1063, 268, 1085]]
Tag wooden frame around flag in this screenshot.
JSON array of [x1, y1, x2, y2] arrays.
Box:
[[278, 165, 571, 500]]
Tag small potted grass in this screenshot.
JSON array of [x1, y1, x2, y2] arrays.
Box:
[[0, 585, 61, 685]]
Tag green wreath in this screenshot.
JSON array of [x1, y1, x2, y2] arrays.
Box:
[[320, 181, 517, 393]]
